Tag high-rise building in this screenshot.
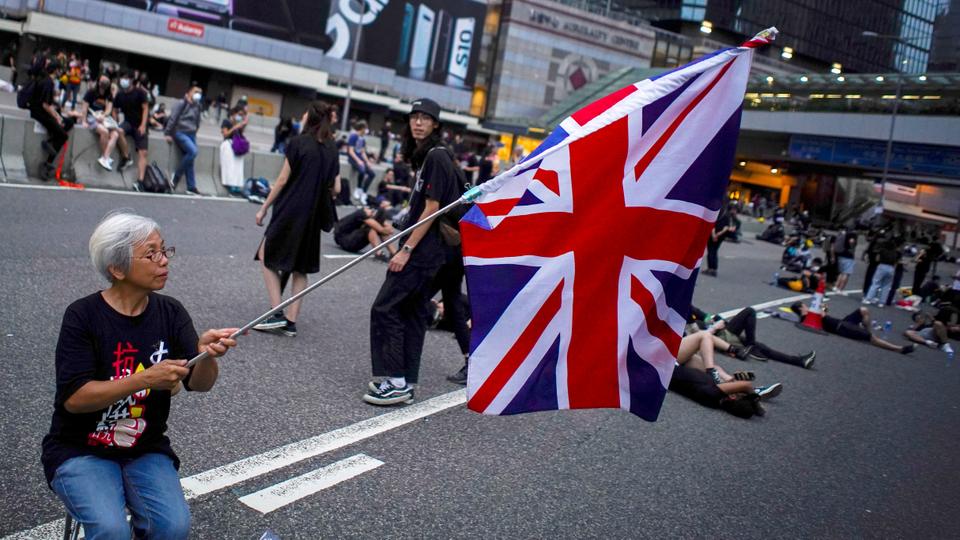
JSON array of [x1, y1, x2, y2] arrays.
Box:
[[583, 0, 940, 74], [929, 0, 960, 71]]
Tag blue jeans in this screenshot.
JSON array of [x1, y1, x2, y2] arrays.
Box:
[[173, 131, 198, 191], [866, 263, 895, 304], [351, 160, 376, 191], [52, 453, 190, 540]]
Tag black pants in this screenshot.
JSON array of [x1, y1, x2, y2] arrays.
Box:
[[862, 261, 878, 295], [886, 263, 904, 306], [30, 108, 68, 164], [370, 263, 440, 384], [725, 307, 806, 367], [913, 262, 931, 293], [706, 239, 722, 271], [428, 254, 471, 355]]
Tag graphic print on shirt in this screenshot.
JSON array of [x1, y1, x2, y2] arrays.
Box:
[[87, 339, 168, 448]]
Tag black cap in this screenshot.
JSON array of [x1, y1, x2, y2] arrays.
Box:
[[409, 98, 441, 122]]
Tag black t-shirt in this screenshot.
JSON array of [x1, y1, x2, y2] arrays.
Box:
[[31, 77, 55, 110], [83, 88, 111, 114], [477, 157, 494, 184], [113, 87, 148, 127], [221, 119, 243, 140], [838, 232, 857, 259], [709, 213, 730, 244], [820, 314, 841, 334], [920, 242, 943, 265], [41, 292, 200, 486], [404, 147, 460, 268], [335, 209, 370, 237]]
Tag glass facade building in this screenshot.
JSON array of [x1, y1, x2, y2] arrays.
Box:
[[575, 0, 941, 74]]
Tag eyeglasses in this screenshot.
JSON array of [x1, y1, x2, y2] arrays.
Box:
[[409, 112, 433, 123], [138, 246, 175, 263]]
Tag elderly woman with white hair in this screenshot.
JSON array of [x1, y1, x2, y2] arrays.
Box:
[[41, 212, 238, 540]]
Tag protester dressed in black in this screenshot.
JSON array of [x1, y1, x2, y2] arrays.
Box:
[[254, 101, 340, 338], [365, 98, 460, 406], [29, 60, 69, 169]]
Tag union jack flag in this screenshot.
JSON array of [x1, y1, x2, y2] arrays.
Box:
[[461, 29, 777, 420]]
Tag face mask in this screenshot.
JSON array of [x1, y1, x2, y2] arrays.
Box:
[[192, 92, 202, 102], [234, 115, 243, 123], [119, 78, 130, 89]]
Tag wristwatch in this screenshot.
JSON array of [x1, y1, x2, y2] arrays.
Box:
[[402, 244, 414, 253]]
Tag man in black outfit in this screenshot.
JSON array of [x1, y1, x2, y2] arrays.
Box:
[[365, 98, 460, 406], [689, 305, 816, 368], [29, 60, 70, 176], [703, 204, 736, 276]]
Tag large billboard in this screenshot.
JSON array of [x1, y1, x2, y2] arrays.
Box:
[[100, 1, 486, 89], [101, 1, 334, 50], [325, 0, 486, 89]]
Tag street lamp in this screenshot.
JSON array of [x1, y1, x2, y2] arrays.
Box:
[[862, 30, 923, 203], [341, 2, 367, 133]]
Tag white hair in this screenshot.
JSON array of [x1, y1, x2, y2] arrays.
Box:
[[88, 212, 159, 283]]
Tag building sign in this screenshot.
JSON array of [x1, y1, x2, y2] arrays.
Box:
[[325, 0, 486, 89], [516, 0, 649, 56], [100, 1, 333, 51], [167, 18, 204, 38]]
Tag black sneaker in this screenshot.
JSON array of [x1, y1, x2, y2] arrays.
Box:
[[446, 363, 468, 385], [362, 380, 414, 406], [800, 351, 816, 369], [253, 313, 287, 331], [279, 321, 297, 337], [117, 155, 131, 171], [747, 349, 769, 362], [729, 344, 753, 360], [901, 343, 916, 355], [756, 383, 783, 400]]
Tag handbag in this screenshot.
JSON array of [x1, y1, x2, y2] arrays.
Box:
[[231, 132, 250, 156]]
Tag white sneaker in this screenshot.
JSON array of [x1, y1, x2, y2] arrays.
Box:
[[353, 187, 363, 201], [941, 343, 954, 354], [359, 192, 368, 205], [96, 156, 113, 171]]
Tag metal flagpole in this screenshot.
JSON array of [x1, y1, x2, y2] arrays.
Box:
[[187, 186, 484, 367]]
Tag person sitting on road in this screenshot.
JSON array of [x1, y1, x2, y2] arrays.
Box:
[[333, 203, 397, 259], [904, 311, 955, 353], [788, 302, 915, 354], [376, 168, 412, 207], [41, 212, 238, 540], [689, 305, 816, 368], [776, 258, 823, 292], [677, 330, 780, 397]]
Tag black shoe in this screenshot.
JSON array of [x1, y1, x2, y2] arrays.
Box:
[[729, 344, 753, 360], [131, 180, 143, 192], [900, 343, 916, 354], [186, 188, 203, 197], [362, 380, 414, 406], [253, 313, 287, 331], [117, 155, 131, 171], [279, 321, 297, 337], [446, 363, 468, 385], [756, 383, 783, 400], [747, 349, 769, 361], [800, 351, 816, 369]]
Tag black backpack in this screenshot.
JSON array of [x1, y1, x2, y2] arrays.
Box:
[[16, 79, 34, 109], [142, 162, 172, 193]]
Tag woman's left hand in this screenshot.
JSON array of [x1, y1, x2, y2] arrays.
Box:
[[199, 328, 239, 358], [255, 208, 266, 226], [389, 250, 410, 273]]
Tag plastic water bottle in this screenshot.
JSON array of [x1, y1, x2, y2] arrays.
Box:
[[772, 271, 779, 285], [883, 321, 892, 336], [947, 349, 955, 367]]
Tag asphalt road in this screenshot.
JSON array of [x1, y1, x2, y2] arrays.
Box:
[[1, 184, 959, 539]]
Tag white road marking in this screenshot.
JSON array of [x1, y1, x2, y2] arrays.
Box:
[[179, 390, 466, 498], [238, 454, 384, 514], [4, 289, 863, 539]]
